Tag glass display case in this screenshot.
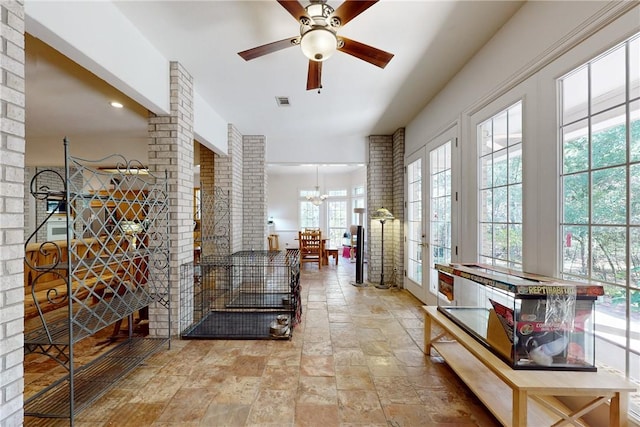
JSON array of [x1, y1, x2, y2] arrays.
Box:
[[435, 263, 604, 371]]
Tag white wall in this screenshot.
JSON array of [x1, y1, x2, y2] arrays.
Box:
[[267, 167, 366, 248]]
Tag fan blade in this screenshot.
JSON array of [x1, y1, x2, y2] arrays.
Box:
[[338, 37, 394, 68], [333, 0, 378, 27], [307, 60, 322, 91], [277, 0, 308, 22], [238, 37, 299, 61]]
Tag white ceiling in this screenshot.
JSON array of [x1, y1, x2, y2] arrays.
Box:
[[25, 0, 525, 173]]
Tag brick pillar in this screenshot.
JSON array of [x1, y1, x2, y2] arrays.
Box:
[[242, 135, 266, 250], [392, 128, 405, 288], [367, 132, 404, 287], [147, 61, 194, 337], [199, 145, 215, 257], [0, 1, 25, 425], [215, 124, 243, 253]]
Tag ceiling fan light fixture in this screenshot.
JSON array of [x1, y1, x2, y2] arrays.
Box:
[[300, 27, 337, 62]]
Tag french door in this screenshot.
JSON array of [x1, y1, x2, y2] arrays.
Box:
[[405, 130, 456, 304]]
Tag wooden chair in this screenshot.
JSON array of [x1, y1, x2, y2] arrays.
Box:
[[298, 229, 322, 269], [267, 234, 279, 251]]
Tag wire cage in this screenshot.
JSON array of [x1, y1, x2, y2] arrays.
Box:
[[180, 249, 300, 339]]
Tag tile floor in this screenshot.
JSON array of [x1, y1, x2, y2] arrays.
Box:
[[24, 260, 499, 426]]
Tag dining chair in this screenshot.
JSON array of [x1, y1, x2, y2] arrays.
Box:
[[298, 229, 322, 269]]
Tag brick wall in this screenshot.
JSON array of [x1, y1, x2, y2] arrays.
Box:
[[215, 124, 243, 253], [242, 135, 266, 250], [147, 61, 194, 337], [0, 1, 25, 426], [367, 131, 404, 287]]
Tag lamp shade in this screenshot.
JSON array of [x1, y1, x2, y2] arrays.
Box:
[[300, 28, 337, 61], [371, 207, 394, 223]]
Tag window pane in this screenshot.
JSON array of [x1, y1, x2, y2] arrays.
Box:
[[493, 110, 508, 150], [493, 186, 508, 223], [562, 225, 589, 277], [328, 189, 347, 197], [563, 172, 589, 224], [632, 164, 640, 225], [508, 102, 522, 146], [300, 201, 319, 229], [509, 184, 522, 223], [592, 166, 626, 225], [479, 120, 493, 156], [478, 101, 522, 269], [591, 106, 627, 169], [631, 36, 640, 100], [562, 66, 589, 123], [592, 226, 626, 285], [631, 100, 640, 162], [508, 144, 522, 184], [480, 224, 493, 258], [480, 155, 493, 189], [563, 119, 589, 174], [591, 45, 626, 114], [493, 149, 508, 187], [493, 224, 507, 260], [480, 189, 492, 222], [508, 224, 522, 264], [631, 227, 640, 287]]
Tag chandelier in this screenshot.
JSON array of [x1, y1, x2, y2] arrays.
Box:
[[306, 166, 328, 206]]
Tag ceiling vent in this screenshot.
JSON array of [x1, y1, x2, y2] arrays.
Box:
[[275, 96, 291, 107]]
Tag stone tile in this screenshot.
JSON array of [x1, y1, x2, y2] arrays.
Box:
[[300, 355, 335, 377], [335, 365, 375, 391], [373, 376, 422, 405], [333, 347, 367, 366], [155, 388, 217, 422], [294, 404, 340, 427], [245, 388, 296, 425], [296, 376, 337, 405], [260, 365, 300, 390], [199, 403, 251, 426], [336, 390, 387, 424], [211, 376, 261, 404]]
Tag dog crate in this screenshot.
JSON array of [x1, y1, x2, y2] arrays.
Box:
[[180, 249, 300, 339]]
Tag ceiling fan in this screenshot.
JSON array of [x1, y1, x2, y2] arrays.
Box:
[[238, 0, 394, 91]]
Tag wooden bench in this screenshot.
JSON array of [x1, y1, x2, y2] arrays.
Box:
[[423, 306, 637, 427], [323, 248, 339, 265], [24, 236, 143, 329]]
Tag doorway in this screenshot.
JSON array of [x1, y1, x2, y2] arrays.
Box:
[[404, 129, 457, 303]]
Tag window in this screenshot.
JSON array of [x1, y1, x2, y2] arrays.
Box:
[[352, 186, 365, 225], [327, 198, 347, 248], [299, 190, 320, 229], [559, 34, 640, 417], [478, 101, 523, 269], [430, 141, 452, 293]]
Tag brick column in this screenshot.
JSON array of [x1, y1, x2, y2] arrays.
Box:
[[0, 1, 25, 425], [367, 131, 404, 287], [242, 135, 266, 250], [392, 128, 405, 288], [147, 61, 194, 337], [215, 124, 243, 253]]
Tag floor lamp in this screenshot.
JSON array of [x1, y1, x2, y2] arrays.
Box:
[[371, 207, 394, 289]]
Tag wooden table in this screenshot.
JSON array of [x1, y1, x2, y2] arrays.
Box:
[[423, 306, 637, 427]]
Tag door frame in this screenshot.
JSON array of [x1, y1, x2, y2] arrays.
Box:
[[404, 125, 459, 305]]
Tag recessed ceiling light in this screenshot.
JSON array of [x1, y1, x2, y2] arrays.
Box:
[[110, 101, 124, 108]]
